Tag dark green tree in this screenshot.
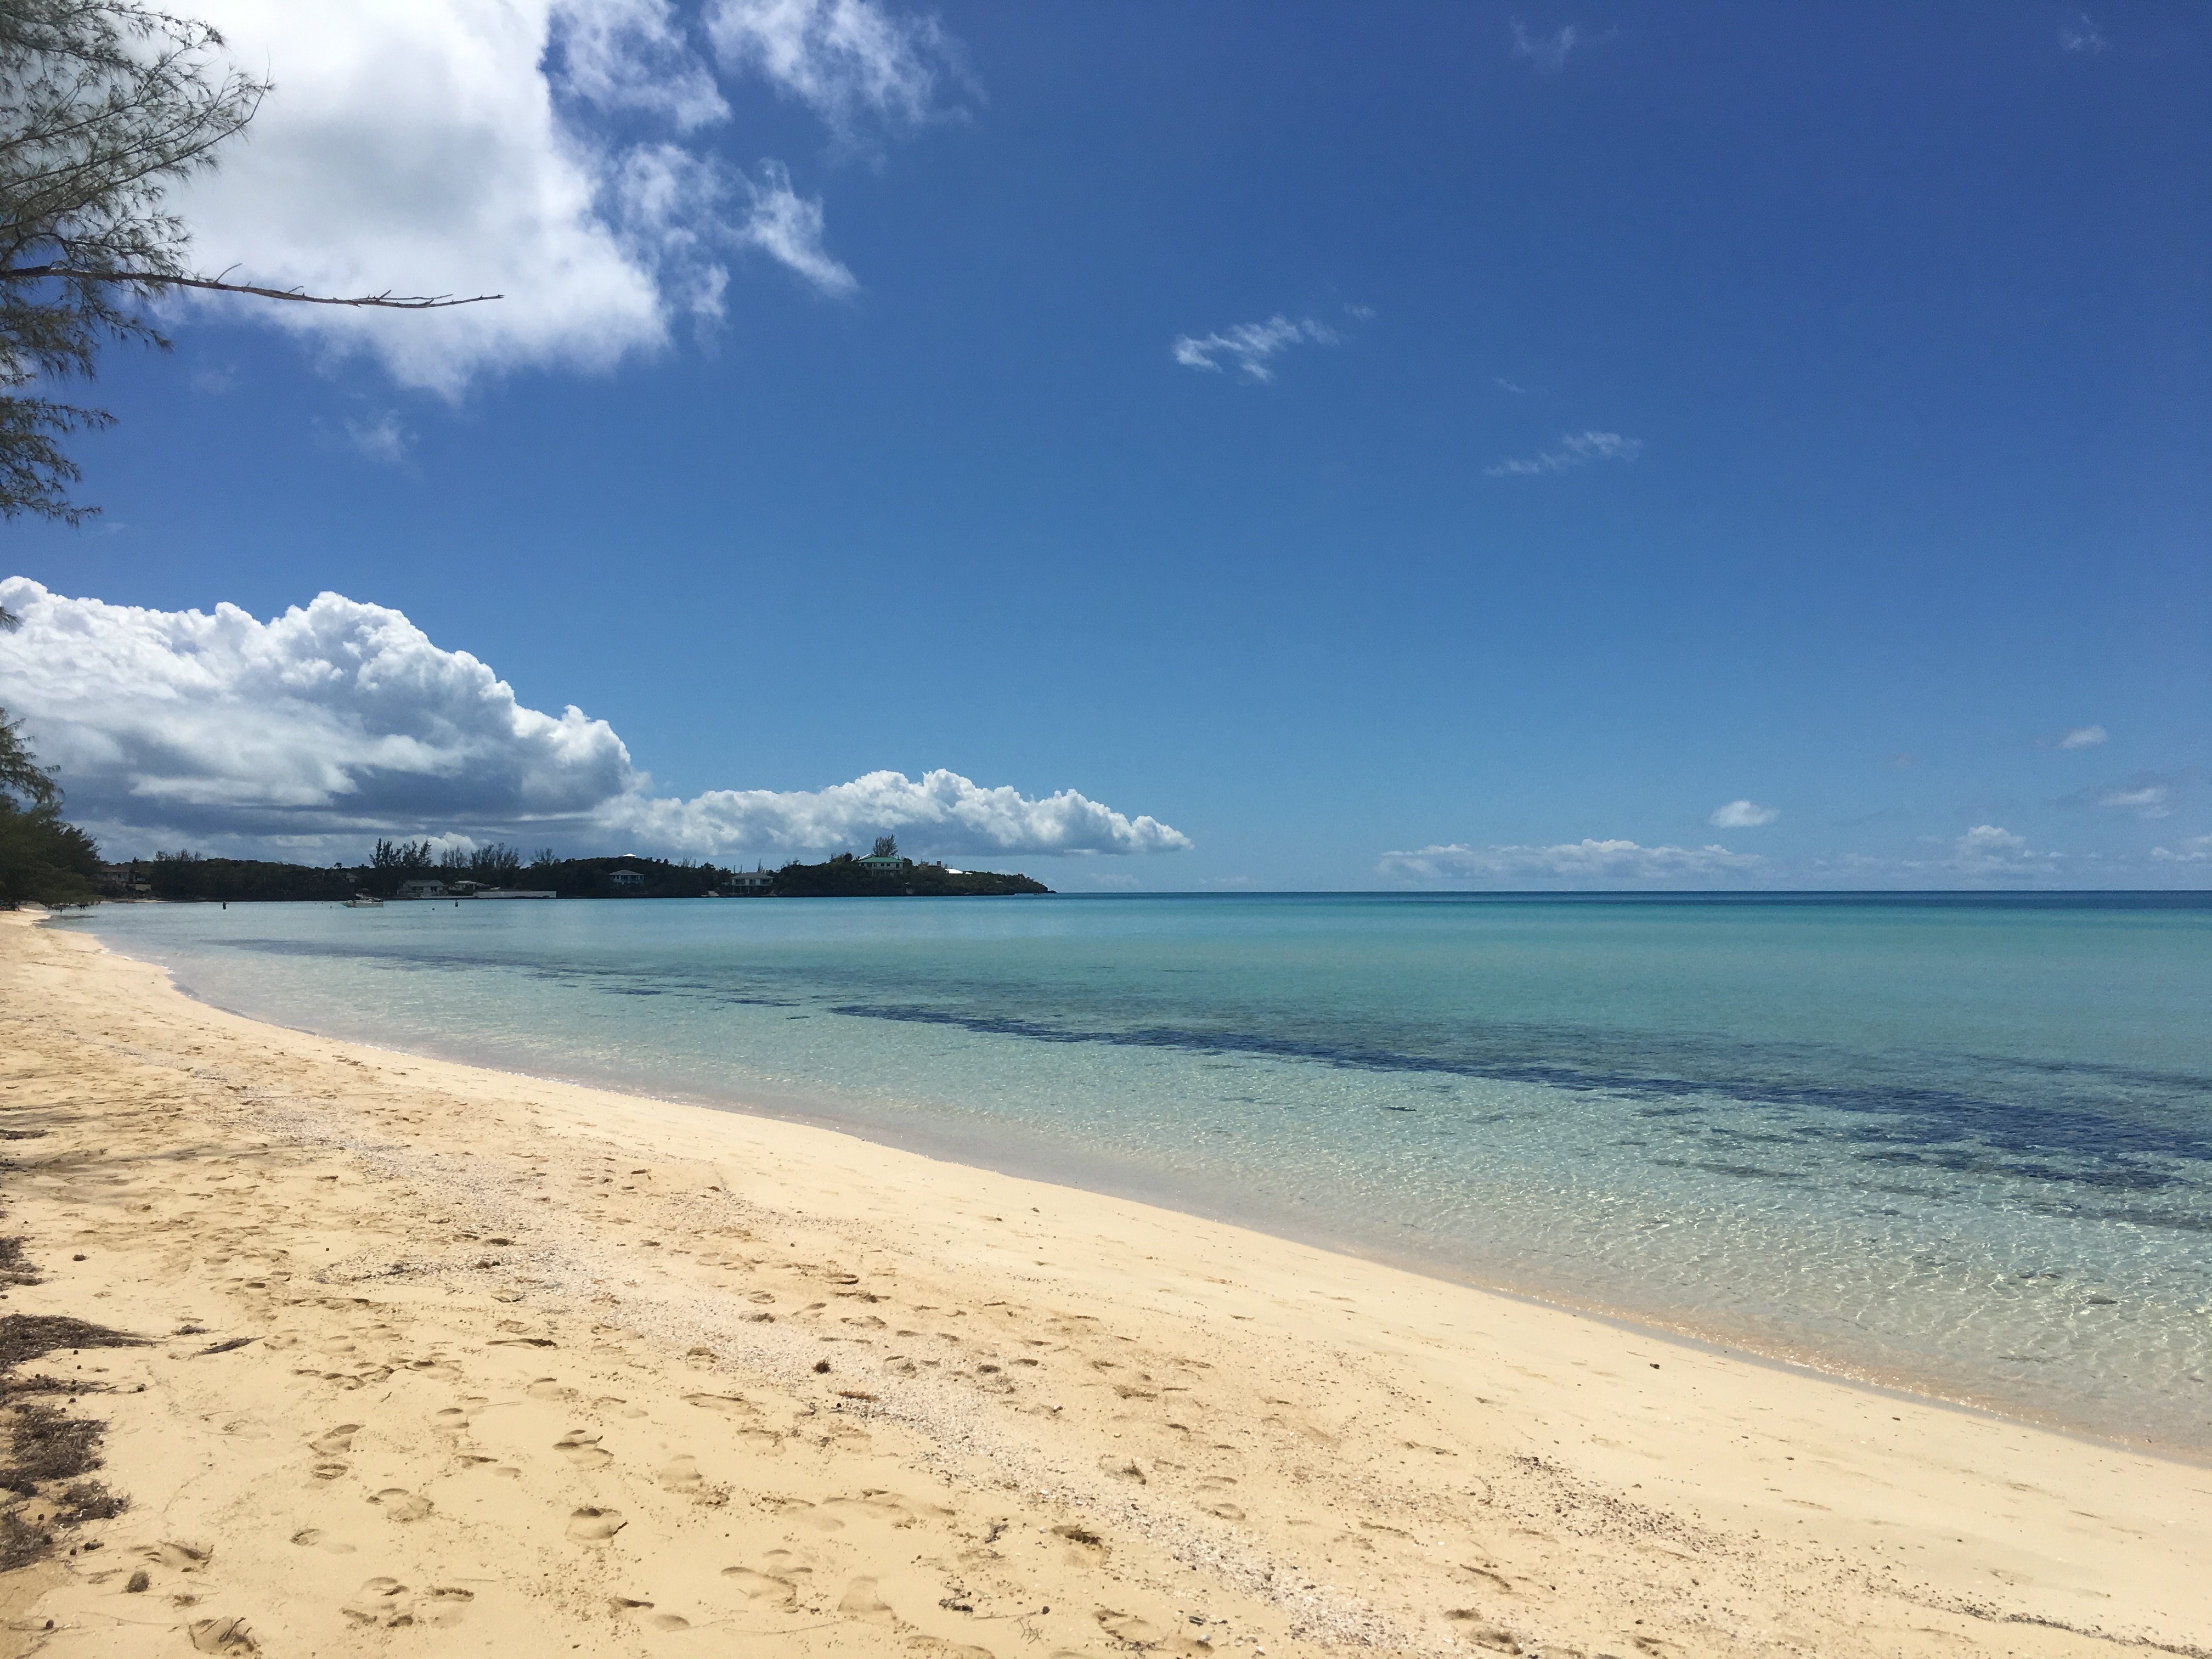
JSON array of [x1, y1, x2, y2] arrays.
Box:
[[0, 2, 496, 523], [468, 842, 521, 879], [0, 707, 54, 810], [0, 653, 97, 907], [871, 834, 898, 859]]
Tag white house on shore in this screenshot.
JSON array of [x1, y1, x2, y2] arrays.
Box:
[[855, 852, 912, 873]]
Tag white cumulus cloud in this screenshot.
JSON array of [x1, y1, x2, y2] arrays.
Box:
[[1484, 430, 1642, 477], [1171, 315, 1339, 383], [166, 0, 929, 393], [610, 771, 1190, 857], [1377, 838, 1763, 885], [2152, 834, 2212, 865], [0, 579, 1187, 864], [2057, 724, 2109, 749], [1708, 799, 1779, 828], [174, 1, 668, 394], [1946, 824, 2061, 879]]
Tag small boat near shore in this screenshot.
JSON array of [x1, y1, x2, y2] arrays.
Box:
[[342, 896, 383, 908]]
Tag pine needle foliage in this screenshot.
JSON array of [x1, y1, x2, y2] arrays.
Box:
[[0, 2, 264, 522]]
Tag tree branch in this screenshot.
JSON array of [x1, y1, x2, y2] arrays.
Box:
[[0, 266, 500, 308]]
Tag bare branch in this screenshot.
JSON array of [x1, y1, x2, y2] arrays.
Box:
[[1, 266, 501, 309]]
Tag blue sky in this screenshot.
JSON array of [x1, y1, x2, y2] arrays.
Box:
[[2, 1, 2206, 887]]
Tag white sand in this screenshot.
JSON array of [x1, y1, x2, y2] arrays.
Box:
[[1, 910, 2204, 1657]]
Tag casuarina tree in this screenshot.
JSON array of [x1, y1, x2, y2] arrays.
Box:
[[0, 1, 496, 526]]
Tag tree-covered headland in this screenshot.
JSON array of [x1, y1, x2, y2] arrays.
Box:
[[115, 842, 1050, 901]]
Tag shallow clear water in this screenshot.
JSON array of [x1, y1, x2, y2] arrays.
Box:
[[71, 893, 2212, 1451]]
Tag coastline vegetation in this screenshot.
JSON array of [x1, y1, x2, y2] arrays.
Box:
[[99, 844, 1051, 901], [0, 708, 98, 910]]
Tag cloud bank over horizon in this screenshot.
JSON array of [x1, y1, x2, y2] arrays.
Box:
[[1378, 838, 1765, 885], [0, 579, 1190, 865]]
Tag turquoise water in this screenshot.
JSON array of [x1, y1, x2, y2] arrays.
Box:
[[71, 894, 2212, 1451]]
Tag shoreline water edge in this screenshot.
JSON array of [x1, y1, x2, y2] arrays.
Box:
[[81, 929, 2212, 1469], [64, 893, 2212, 1462], [2, 910, 2208, 1655]]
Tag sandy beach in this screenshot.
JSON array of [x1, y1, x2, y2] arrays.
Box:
[[0, 910, 2204, 1659]]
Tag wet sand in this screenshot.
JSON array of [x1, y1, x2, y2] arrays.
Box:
[[1, 909, 2205, 1657]]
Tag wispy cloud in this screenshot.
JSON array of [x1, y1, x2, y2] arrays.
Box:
[[2059, 11, 2110, 53], [706, 0, 975, 150], [1172, 315, 1339, 383], [1378, 838, 1763, 885], [341, 411, 411, 465], [1492, 376, 1529, 395], [1708, 799, 1779, 828], [607, 146, 856, 308], [1484, 430, 1643, 477], [2152, 834, 2212, 865], [2059, 770, 2194, 819], [2055, 723, 2108, 749], [2097, 785, 2170, 817], [554, 0, 732, 131], [737, 159, 859, 295], [1509, 21, 1587, 73]]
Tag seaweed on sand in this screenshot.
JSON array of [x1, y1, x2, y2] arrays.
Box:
[[0, 1254, 146, 1570]]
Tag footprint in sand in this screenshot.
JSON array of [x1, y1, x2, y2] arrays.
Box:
[[555, 1430, 613, 1469], [310, 1424, 363, 1455], [1052, 1525, 1110, 1565], [527, 1378, 577, 1402], [721, 1567, 798, 1607], [419, 1588, 473, 1626], [658, 1454, 703, 1493], [1195, 1475, 1243, 1521], [567, 1505, 627, 1541], [612, 1598, 692, 1631], [341, 1577, 475, 1629], [287, 1528, 358, 1555], [681, 1391, 754, 1416], [341, 1577, 413, 1628], [146, 1542, 213, 1573], [838, 1576, 891, 1616], [1442, 1610, 1521, 1654], [187, 1616, 259, 1654], [369, 1488, 432, 1522], [1094, 1608, 1162, 1644]]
